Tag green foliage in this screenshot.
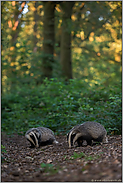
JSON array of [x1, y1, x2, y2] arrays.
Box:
[[1, 79, 122, 135], [72, 152, 85, 159], [1, 2, 121, 137], [40, 163, 59, 175], [2, 1, 122, 92], [72, 53, 121, 87], [84, 155, 100, 161], [1, 145, 7, 163], [71, 152, 100, 161]]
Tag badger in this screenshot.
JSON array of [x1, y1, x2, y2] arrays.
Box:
[[25, 127, 59, 148], [67, 121, 108, 148]]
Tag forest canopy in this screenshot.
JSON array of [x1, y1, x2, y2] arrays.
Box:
[[1, 1, 122, 92]]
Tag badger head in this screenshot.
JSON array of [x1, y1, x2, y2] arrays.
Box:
[[68, 131, 83, 148], [25, 128, 41, 148], [68, 125, 83, 148]]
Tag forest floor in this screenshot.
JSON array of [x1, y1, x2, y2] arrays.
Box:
[[1, 133, 122, 182]]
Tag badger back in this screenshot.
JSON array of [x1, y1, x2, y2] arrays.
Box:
[[79, 121, 107, 139], [37, 127, 58, 144]]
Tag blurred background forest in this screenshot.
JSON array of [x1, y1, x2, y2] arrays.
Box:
[[1, 1, 122, 135]]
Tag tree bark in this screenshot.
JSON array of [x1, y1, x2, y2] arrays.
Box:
[[33, 1, 39, 52], [60, 2, 75, 80], [42, 2, 56, 79]]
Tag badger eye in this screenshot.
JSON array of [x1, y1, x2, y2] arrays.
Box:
[[72, 132, 76, 135]]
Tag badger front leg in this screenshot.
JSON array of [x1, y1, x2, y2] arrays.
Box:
[[86, 140, 92, 146], [77, 137, 83, 147]]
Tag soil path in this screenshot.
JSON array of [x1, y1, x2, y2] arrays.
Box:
[[1, 134, 122, 182]]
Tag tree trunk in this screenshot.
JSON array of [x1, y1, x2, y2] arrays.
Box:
[[60, 2, 75, 80], [33, 1, 39, 52], [42, 2, 56, 79]]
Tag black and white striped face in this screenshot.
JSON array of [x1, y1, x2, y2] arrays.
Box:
[[68, 130, 77, 148], [68, 127, 83, 148], [25, 128, 41, 148], [67, 125, 82, 148]]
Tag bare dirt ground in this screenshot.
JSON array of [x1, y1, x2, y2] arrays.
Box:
[[1, 133, 122, 182]]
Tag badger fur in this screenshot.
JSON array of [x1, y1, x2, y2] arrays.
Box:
[[25, 127, 58, 148], [67, 121, 108, 148]]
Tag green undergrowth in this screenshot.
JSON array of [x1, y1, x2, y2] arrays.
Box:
[[1, 145, 7, 163], [40, 163, 60, 175], [64, 152, 101, 162], [2, 78, 122, 135], [71, 152, 100, 161], [71, 152, 85, 159]]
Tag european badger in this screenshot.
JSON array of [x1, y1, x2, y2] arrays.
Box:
[[25, 127, 58, 148], [67, 121, 108, 148]]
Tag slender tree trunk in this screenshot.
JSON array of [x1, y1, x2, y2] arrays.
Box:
[[33, 1, 39, 52], [60, 2, 75, 80], [42, 2, 56, 79]]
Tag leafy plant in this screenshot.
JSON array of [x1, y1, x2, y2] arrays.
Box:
[[70, 152, 100, 161], [40, 163, 59, 175], [1, 145, 7, 163], [85, 155, 100, 161], [71, 152, 85, 159], [1, 79, 121, 135]]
